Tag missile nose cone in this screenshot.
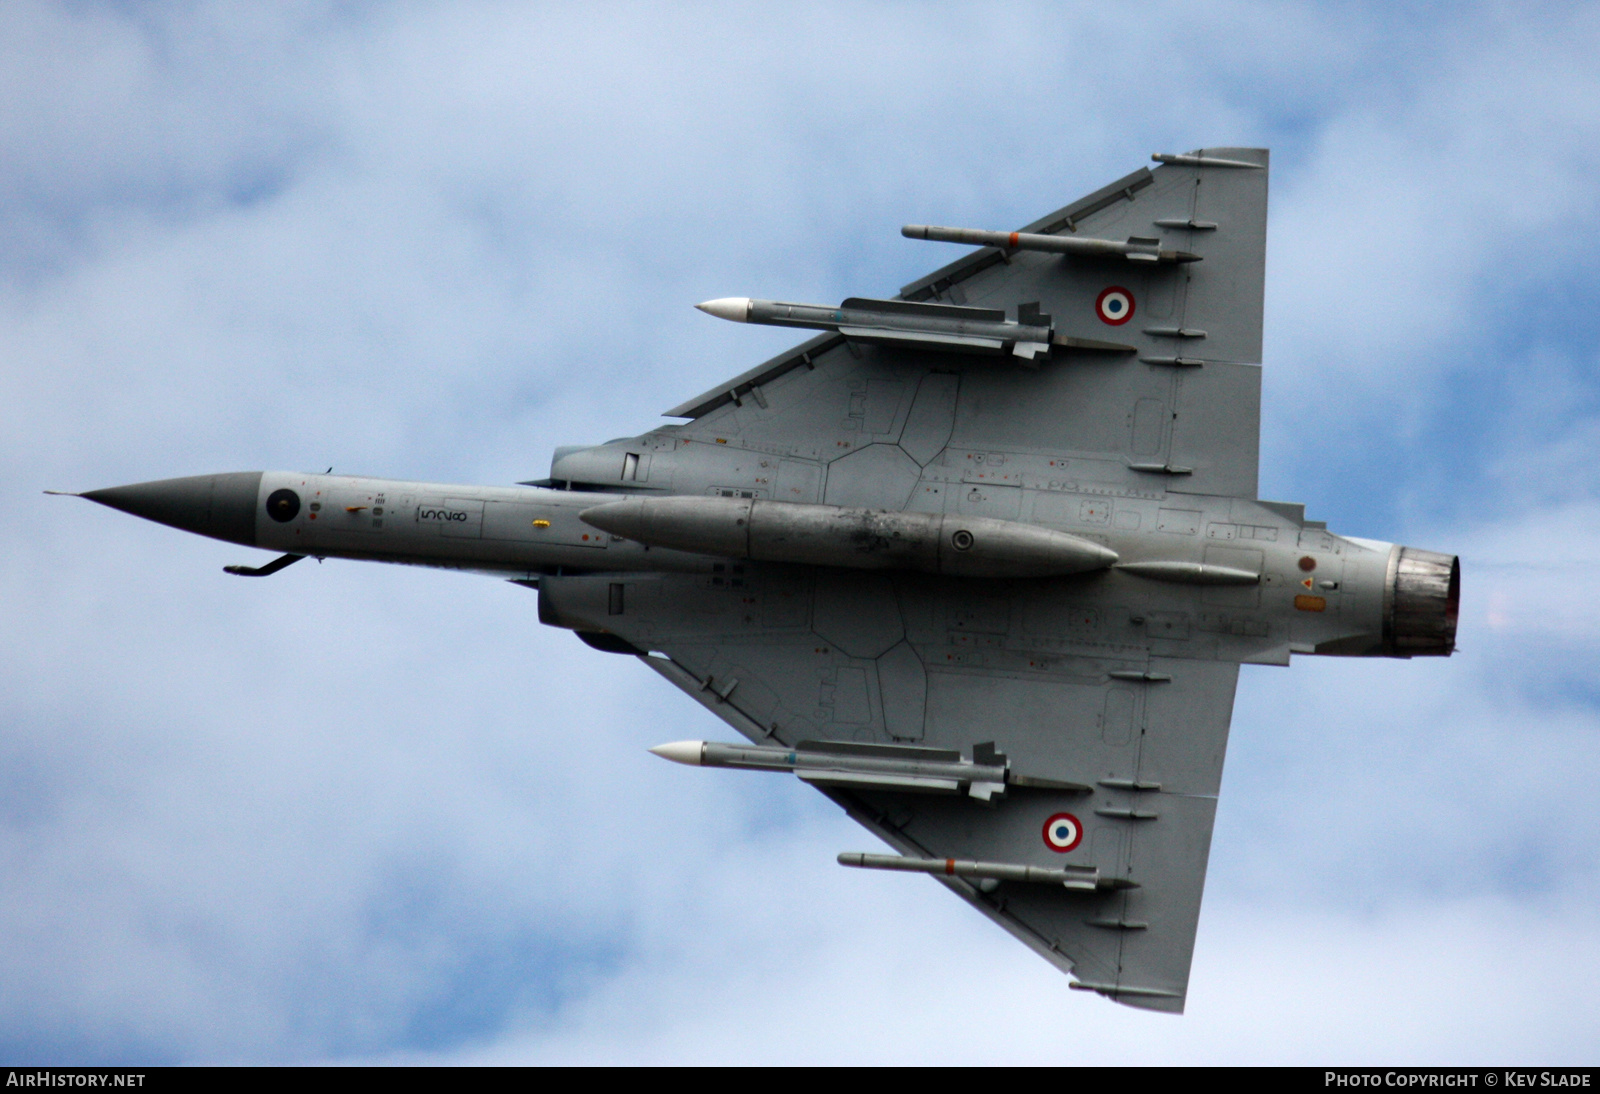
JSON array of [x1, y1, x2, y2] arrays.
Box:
[[695, 297, 751, 323], [80, 472, 263, 546], [649, 741, 706, 766]]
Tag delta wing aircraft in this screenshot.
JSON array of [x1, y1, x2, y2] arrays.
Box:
[[62, 149, 1458, 1011]]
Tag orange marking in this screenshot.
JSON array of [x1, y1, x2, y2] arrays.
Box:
[[1294, 595, 1327, 612], [945, 859, 956, 876], [1008, 232, 1019, 247]]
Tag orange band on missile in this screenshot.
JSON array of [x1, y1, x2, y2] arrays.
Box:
[[1009, 232, 1019, 247], [945, 859, 956, 876]]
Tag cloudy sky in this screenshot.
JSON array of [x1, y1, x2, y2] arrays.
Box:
[[4, 0, 1600, 1065]]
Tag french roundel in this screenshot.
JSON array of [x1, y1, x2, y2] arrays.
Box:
[[1042, 812, 1083, 853], [1095, 286, 1135, 326]]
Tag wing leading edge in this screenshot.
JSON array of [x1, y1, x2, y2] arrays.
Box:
[[658, 148, 1266, 502]]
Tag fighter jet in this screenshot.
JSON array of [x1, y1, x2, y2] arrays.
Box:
[[61, 149, 1457, 1012]]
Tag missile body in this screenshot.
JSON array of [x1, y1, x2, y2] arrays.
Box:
[[579, 496, 1118, 579], [837, 852, 1117, 891], [697, 296, 1055, 358], [650, 738, 1086, 800], [902, 224, 1201, 264]]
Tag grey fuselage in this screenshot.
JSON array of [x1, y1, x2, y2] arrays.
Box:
[[88, 450, 1452, 667]]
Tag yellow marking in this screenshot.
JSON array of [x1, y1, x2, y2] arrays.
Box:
[[532, 519, 551, 528], [345, 506, 368, 512], [1294, 595, 1327, 612]]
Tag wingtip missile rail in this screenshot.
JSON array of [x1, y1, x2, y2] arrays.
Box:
[[901, 224, 1201, 265], [649, 738, 1089, 801], [1151, 152, 1264, 170], [837, 853, 1133, 893]]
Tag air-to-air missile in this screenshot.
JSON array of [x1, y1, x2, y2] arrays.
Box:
[[836, 853, 1129, 894], [649, 739, 1123, 894], [578, 495, 1118, 579], [691, 225, 1202, 361], [694, 295, 1134, 360], [647, 738, 1088, 801], [900, 223, 1202, 264]]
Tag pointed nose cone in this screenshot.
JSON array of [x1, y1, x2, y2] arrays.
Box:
[[695, 297, 752, 322], [82, 472, 263, 546], [649, 741, 706, 766]]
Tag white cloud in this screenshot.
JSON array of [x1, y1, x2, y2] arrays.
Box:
[[425, 893, 1600, 1065]]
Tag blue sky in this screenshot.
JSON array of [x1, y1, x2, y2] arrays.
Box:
[[4, 0, 1600, 1064]]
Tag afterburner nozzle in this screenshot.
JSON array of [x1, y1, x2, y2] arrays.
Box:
[[695, 298, 752, 322], [1383, 547, 1460, 657]]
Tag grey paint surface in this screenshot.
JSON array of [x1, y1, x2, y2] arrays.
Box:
[[74, 149, 1458, 1013]]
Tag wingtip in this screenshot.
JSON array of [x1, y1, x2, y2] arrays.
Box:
[[42, 490, 81, 497]]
